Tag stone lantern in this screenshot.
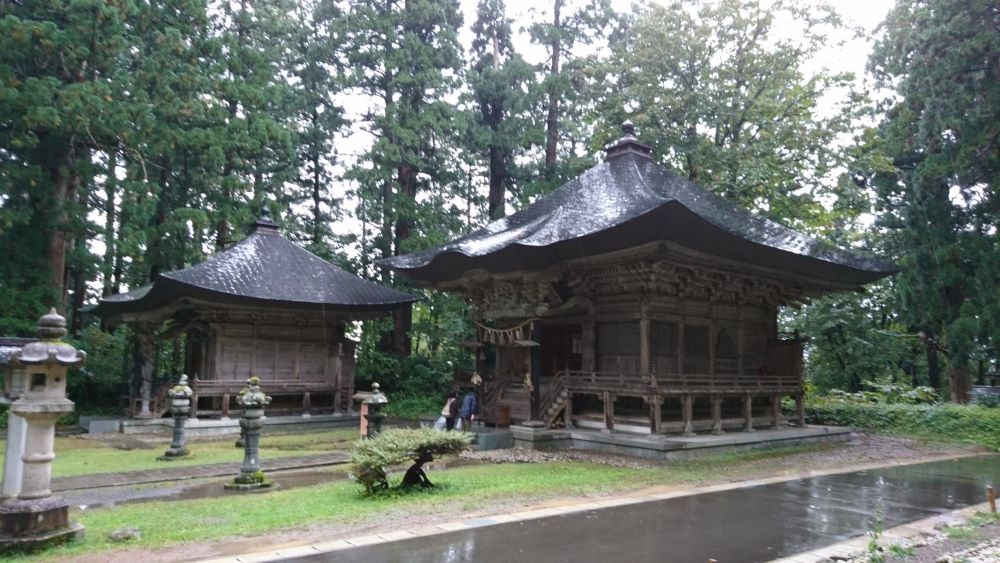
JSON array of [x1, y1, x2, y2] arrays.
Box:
[[363, 383, 388, 439], [0, 309, 85, 549], [158, 374, 193, 461], [225, 376, 272, 491]]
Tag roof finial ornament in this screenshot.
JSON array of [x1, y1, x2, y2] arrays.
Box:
[[622, 120, 636, 137], [604, 118, 652, 161], [252, 206, 279, 234]]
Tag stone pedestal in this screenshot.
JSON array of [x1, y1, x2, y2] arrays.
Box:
[[0, 309, 85, 551], [225, 408, 271, 491], [159, 401, 191, 461]]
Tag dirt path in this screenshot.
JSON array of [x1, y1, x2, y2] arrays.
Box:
[[60, 433, 987, 563]]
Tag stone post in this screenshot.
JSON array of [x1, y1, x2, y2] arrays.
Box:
[[1, 309, 85, 549], [225, 377, 272, 491], [363, 383, 387, 439], [1, 363, 29, 500], [158, 375, 193, 461]]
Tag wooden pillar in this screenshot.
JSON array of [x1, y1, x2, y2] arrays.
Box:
[[708, 325, 716, 376], [529, 323, 542, 421], [582, 312, 596, 372], [649, 396, 662, 434], [332, 342, 343, 414], [796, 393, 806, 427], [221, 393, 230, 418], [564, 392, 574, 429], [677, 321, 685, 376], [743, 392, 755, 432], [711, 395, 724, 435], [681, 394, 695, 436], [135, 329, 156, 419], [602, 391, 615, 433], [639, 300, 651, 375], [771, 393, 783, 428], [302, 391, 311, 417]]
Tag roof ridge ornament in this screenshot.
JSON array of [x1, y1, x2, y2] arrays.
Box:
[[604, 120, 653, 161], [251, 207, 279, 234]]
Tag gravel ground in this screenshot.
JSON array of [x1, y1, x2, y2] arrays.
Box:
[[460, 433, 976, 473], [834, 519, 1000, 563]]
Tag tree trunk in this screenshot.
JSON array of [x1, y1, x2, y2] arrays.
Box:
[[949, 364, 970, 404], [103, 150, 119, 296], [926, 339, 941, 389], [488, 145, 505, 219], [46, 161, 73, 310], [544, 0, 562, 175]]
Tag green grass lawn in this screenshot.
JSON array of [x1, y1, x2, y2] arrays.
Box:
[[0, 429, 360, 479], [14, 443, 829, 561]]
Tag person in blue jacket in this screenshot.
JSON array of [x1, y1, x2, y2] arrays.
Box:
[[458, 389, 478, 431]]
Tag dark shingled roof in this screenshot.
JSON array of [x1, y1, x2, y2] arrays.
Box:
[[380, 124, 898, 289], [92, 213, 418, 317]]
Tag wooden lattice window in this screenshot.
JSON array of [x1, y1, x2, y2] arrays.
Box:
[[714, 328, 740, 375], [683, 325, 710, 375]]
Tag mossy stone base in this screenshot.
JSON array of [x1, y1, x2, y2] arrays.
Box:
[[156, 449, 190, 461], [223, 481, 274, 492]]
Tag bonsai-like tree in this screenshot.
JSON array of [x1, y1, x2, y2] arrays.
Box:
[[350, 428, 472, 495]]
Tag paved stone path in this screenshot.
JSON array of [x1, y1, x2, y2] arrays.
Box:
[[193, 454, 998, 563], [52, 453, 350, 492]]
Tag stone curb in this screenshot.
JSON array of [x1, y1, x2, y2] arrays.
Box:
[[52, 454, 350, 492], [768, 502, 995, 563], [192, 452, 988, 563]]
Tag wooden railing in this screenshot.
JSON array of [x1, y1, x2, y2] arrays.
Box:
[[564, 371, 801, 396], [539, 371, 568, 425], [120, 381, 172, 418]]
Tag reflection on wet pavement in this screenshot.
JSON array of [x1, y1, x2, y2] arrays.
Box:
[[293, 456, 999, 563]]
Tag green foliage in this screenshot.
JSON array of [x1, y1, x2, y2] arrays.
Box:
[[971, 392, 1000, 409], [595, 0, 864, 231], [823, 380, 939, 406], [805, 400, 1000, 450], [788, 285, 926, 393], [349, 428, 472, 494], [867, 0, 1000, 399], [384, 395, 440, 420], [67, 325, 130, 410]]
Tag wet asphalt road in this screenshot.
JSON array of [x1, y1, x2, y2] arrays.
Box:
[[294, 455, 999, 563]]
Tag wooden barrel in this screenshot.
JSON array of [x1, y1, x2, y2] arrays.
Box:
[[496, 405, 511, 428]]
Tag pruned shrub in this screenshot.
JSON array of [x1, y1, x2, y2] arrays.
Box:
[[350, 428, 472, 495]]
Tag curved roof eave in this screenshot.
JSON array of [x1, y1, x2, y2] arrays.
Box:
[[379, 149, 898, 289]]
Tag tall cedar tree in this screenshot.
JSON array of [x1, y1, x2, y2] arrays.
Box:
[[869, 0, 1000, 402], [284, 0, 347, 261], [342, 0, 464, 355], [595, 0, 863, 232], [467, 0, 537, 219], [527, 0, 617, 196], [0, 0, 135, 330]]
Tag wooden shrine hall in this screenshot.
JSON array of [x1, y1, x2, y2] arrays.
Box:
[[92, 211, 417, 419], [382, 123, 897, 436]]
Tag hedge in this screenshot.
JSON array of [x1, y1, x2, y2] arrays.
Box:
[[805, 401, 1000, 451]]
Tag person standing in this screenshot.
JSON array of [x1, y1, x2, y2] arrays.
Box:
[[459, 389, 478, 431], [442, 392, 458, 430]]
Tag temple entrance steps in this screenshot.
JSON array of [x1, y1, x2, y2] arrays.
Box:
[[543, 389, 570, 427]]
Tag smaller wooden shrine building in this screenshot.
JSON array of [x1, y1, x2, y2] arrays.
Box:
[[92, 212, 417, 418], [382, 123, 897, 435]]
